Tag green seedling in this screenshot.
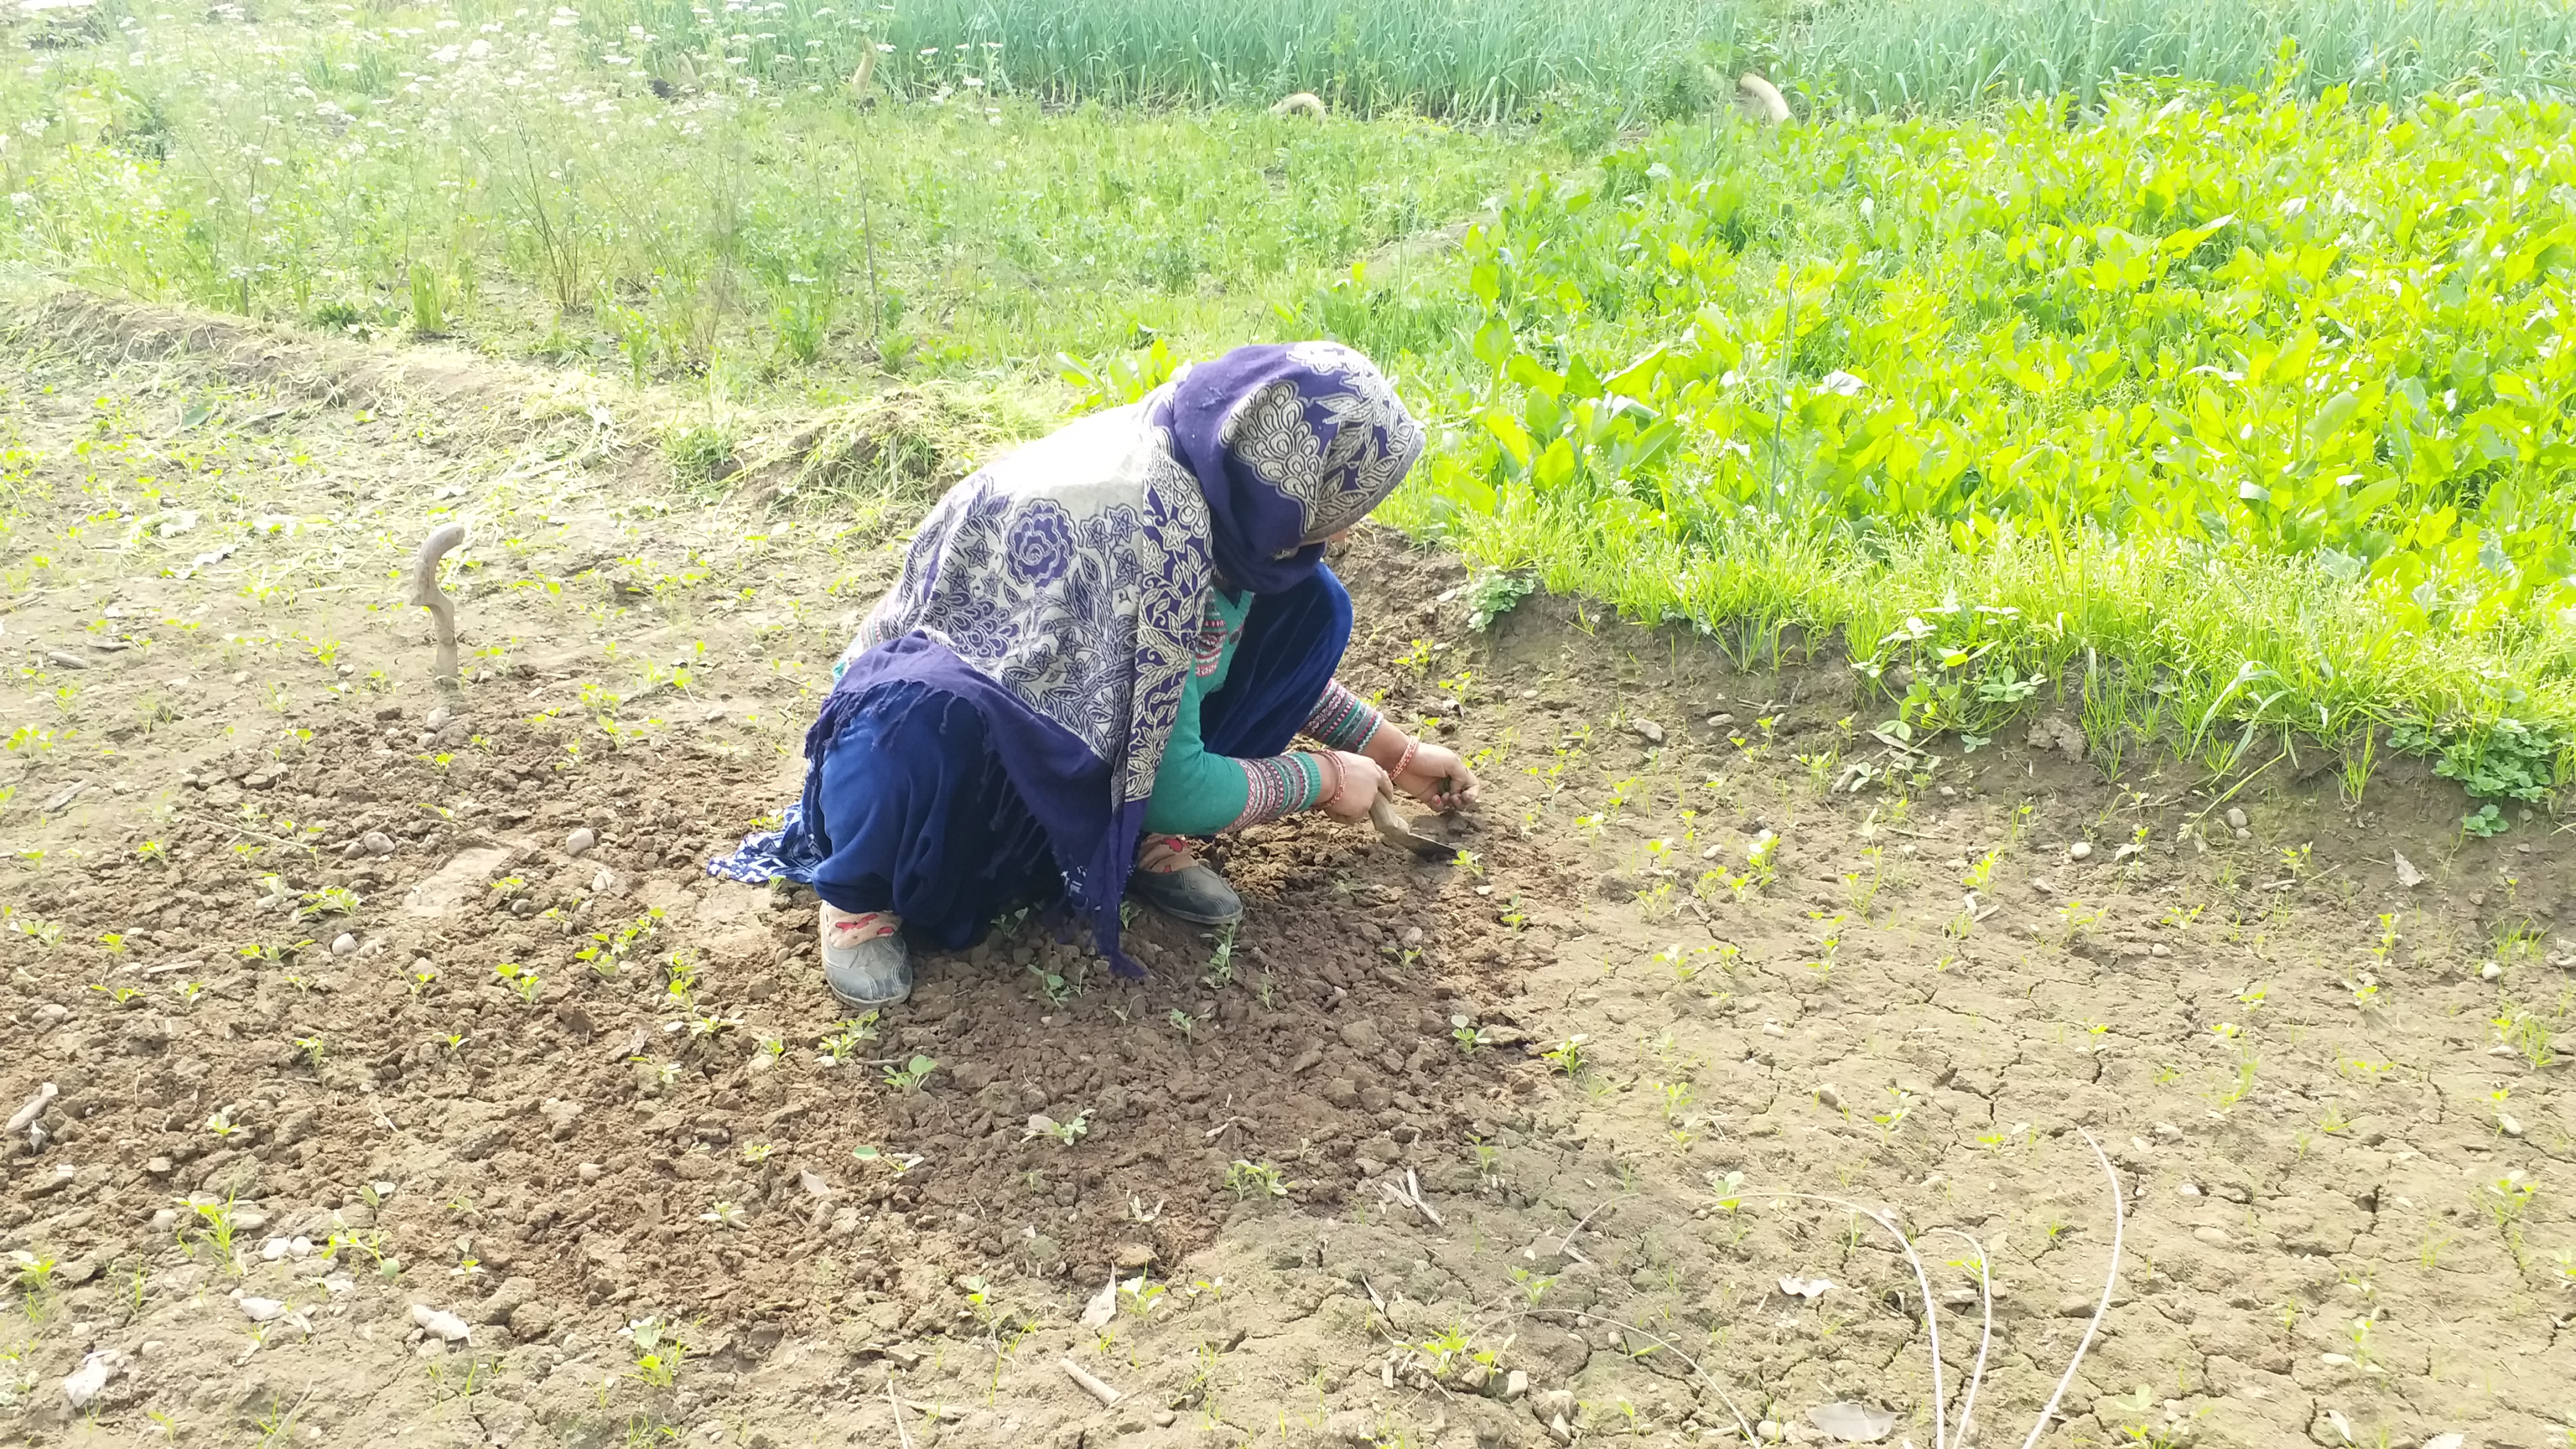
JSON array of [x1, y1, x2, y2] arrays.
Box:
[[1224, 1159, 1287, 1200], [815, 1014, 880, 1067], [882, 1054, 937, 1092], [1542, 1035, 1587, 1077]]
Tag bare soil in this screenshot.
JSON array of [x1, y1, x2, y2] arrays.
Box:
[[2, 299, 2570, 1449]]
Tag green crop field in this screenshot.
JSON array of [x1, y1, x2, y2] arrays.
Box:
[[4, 0, 2574, 821]]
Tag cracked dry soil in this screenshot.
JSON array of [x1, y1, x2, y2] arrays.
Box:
[[2, 301, 2572, 1448]]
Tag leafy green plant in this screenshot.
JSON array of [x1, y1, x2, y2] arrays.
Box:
[[881, 1054, 937, 1092], [626, 1317, 686, 1388], [1464, 569, 1537, 631], [2392, 719, 2569, 804], [1224, 1159, 1288, 1201], [1542, 1035, 1588, 1076]]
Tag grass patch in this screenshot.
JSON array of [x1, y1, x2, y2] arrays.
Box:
[[0, 2, 1569, 383]]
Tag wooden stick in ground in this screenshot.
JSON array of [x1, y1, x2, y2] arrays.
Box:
[[1058, 1358, 1121, 1407], [406, 523, 467, 689]]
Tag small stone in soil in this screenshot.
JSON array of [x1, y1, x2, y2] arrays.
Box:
[[361, 830, 396, 855], [566, 827, 597, 857], [2067, 841, 2092, 860], [578, 1163, 603, 1181], [2224, 807, 2247, 830], [1813, 1083, 1843, 1110], [331, 933, 359, 956]]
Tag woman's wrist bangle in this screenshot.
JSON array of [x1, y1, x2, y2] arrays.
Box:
[[1317, 752, 1345, 812], [1393, 738, 1420, 780]]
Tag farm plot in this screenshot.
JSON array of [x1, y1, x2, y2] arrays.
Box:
[[1, 306, 2570, 1447]]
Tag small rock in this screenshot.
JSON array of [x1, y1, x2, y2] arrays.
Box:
[[577, 1163, 604, 1181], [2067, 841, 2092, 860], [331, 932, 359, 956], [361, 831, 397, 856], [409, 1304, 473, 1343], [2224, 807, 2247, 830], [2498, 1112, 2525, 1138], [2479, 962, 2503, 982], [1706, 712, 1735, 727], [1337, 1019, 1384, 1054], [1287, 1046, 1324, 1074], [1112, 1242, 1155, 1272], [2149, 943, 2170, 958], [1322, 1078, 1358, 1110], [426, 705, 452, 730], [45, 649, 91, 671], [538, 1098, 584, 1139], [60, 1349, 122, 1409], [2233, 827, 2251, 840], [1503, 1369, 1529, 1400], [1757, 1421, 1783, 1443], [1813, 1083, 1843, 1111], [477, 1276, 536, 1325], [566, 827, 597, 858], [2193, 1225, 2228, 1246], [1153, 1410, 1177, 1428], [239, 1296, 289, 1322], [1630, 719, 1664, 745]]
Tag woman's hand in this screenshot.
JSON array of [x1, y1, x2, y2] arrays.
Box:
[[1393, 740, 1480, 812], [1317, 751, 1389, 822]]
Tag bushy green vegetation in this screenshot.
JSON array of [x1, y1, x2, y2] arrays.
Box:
[[1361, 88, 2576, 766]]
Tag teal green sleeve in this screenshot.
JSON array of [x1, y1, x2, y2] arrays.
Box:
[[1144, 667, 1250, 836], [1145, 667, 1329, 836], [1145, 590, 1327, 836]]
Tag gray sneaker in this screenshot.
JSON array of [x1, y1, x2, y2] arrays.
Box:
[[821, 911, 913, 1008], [1127, 860, 1244, 926]]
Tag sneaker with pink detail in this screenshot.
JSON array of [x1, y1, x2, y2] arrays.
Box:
[[818, 903, 912, 1008]]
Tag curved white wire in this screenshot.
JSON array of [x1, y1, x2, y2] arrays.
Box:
[[2017, 1128, 2125, 1449], [1748, 1191, 1948, 1449], [1928, 1228, 1993, 1446]]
